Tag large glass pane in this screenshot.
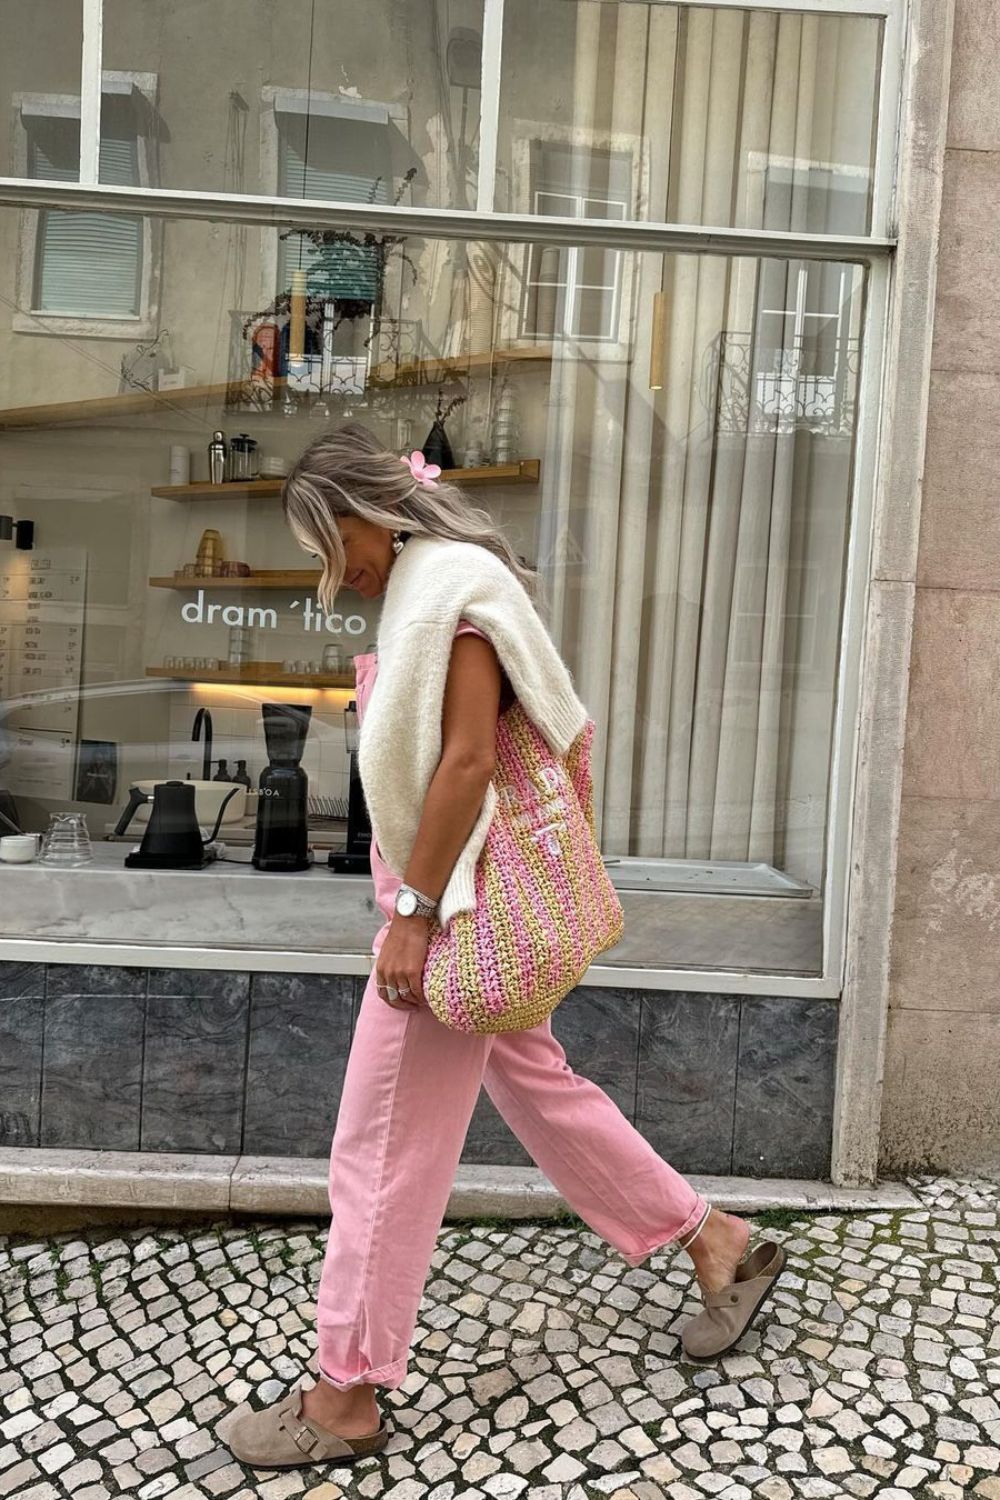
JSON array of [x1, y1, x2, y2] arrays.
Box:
[[0, 0, 83, 180], [100, 0, 484, 207], [0, 204, 864, 974], [497, 1, 883, 234]]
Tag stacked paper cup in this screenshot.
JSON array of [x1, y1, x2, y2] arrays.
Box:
[[169, 445, 191, 485]]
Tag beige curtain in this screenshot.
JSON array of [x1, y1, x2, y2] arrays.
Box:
[[529, 4, 870, 891]]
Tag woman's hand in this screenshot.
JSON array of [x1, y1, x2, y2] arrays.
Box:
[[374, 914, 431, 1010]]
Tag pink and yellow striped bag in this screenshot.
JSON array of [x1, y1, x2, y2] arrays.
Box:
[[421, 700, 625, 1033]]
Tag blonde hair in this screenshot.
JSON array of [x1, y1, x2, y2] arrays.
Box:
[[281, 421, 541, 615]]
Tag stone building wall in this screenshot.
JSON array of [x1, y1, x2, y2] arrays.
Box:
[[880, 1, 1000, 1173]]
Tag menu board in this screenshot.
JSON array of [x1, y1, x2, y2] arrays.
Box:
[[0, 546, 86, 735], [2, 726, 78, 800]]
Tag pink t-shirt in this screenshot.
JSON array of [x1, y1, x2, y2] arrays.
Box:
[[353, 619, 514, 944]]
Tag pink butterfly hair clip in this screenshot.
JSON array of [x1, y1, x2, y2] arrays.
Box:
[[401, 450, 441, 487]]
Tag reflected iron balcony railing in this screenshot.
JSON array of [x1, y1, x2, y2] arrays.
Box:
[[706, 330, 862, 437]]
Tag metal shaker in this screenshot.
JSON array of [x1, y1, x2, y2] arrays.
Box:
[[208, 430, 228, 485]]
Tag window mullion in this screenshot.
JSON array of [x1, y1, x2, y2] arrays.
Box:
[[476, 0, 505, 213], [871, 0, 907, 234], [80, 0, 103, 184], [0, 178, 895, 262]]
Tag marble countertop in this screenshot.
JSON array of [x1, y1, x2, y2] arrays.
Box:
[[0, 840, 383, 955], [0, 840, 824, 974]]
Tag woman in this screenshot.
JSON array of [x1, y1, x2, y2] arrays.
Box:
[[225, 422, 784, 1470]]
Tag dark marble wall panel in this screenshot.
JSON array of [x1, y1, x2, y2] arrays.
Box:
[[554, 985, 641, 1120], [636, 992, 741, 1175], [465, 1091, 532, 1166], [141, 970, 251, 1154], [0, 962, 46, 1000], [3, 960, 838, 1178], [46, 964, 146, 998], [733, 996, 838, 1179], [0, 964, 45, 1146], [464, 984, 641, 1166], [244, 972, 359, 1158], [40, 980, 146, 1149]]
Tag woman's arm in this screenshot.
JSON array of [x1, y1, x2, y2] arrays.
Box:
[[397, 632, 502, 903], [374, 632, 503, 1007]]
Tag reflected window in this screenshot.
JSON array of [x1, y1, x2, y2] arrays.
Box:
[[521, 142, 631, 342], [22, 84, 150, 323], [275, 104, 395, 301]]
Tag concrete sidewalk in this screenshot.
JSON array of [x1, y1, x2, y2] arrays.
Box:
[[1, 1173, 998, 1499]]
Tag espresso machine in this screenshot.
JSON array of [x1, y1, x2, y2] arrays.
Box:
[[252, 703, 313, 871], [327, 698, 372, 874]]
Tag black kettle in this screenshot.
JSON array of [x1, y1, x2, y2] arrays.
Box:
[[114, 780, 240, 869]]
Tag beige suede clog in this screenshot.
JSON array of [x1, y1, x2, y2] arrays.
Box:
[[224, 1384, 390, 1469], [680, 1239, 786, 1361]]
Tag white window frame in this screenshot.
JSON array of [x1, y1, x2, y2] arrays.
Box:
[[12, 71, 160, 339]]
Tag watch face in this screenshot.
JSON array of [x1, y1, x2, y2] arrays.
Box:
[[397, 888, 417, 915]]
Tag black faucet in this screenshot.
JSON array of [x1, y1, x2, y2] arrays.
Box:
[[192, 708, 213, 781]]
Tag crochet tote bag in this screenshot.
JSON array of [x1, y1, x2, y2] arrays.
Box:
[[421, 699, 625, 1033]]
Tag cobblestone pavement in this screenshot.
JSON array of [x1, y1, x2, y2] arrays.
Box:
[[2, 1174, 999, 1500]]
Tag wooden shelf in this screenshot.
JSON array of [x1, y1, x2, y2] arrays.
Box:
[[0, 378, 259, 431], [150, 460, 539, 502], [146, 663, 354, 689], [149, 571, 321, 590], [151, 479, 288, 502], [0, 350, 553, 431], [368, 345, 553, 387]]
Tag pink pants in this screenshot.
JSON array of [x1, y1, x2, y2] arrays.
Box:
[[315, 930, 709, 1391]]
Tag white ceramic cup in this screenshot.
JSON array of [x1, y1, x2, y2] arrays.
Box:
[[0, 833, 43, 863]]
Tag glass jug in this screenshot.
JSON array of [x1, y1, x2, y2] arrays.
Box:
[[40, 812, 93, 866]]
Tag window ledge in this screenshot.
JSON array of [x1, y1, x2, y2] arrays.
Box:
[[0, 845, 824, 984], [12, 310, 157, 339]]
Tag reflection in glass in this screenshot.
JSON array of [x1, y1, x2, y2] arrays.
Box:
[[0, 204, 865, 972], [32, 101, 144, 317], [100, 0, 484, 205], [0, 0, 84, 182], [498, 1, 882, 234]]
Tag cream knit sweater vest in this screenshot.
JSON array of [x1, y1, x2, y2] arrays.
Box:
[[356, 534, 590, 928]]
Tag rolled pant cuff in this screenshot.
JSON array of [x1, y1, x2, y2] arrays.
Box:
[[617, 1194, 711, 1267], [316, 1356, 408, 1391]]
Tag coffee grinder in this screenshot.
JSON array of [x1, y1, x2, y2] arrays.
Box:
[[252, 703, 313, 871], [327, 697, 372, 874]]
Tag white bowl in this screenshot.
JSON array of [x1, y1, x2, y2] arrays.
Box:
[[130, 779, 248, 826]]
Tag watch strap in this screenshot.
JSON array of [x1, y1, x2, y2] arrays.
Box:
[[396, 882, 438, 916]]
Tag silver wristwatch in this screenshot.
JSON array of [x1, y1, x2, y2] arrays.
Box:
[[394, 882, 438, 918]]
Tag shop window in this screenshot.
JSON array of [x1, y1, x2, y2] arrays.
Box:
[[496, 1, 882, 237], [98, 0, 481, 205], [0, 0, 896, 987]]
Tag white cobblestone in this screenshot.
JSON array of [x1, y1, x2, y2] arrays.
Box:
[[1, 1175, 998, 1496]]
